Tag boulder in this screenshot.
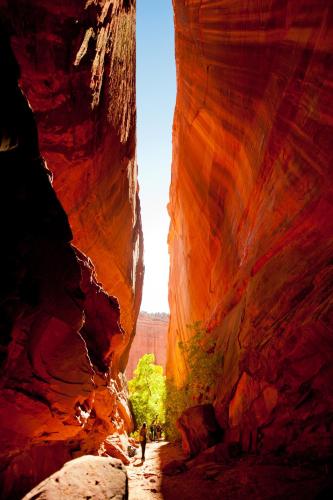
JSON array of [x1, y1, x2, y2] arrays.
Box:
[[177, 404, 223, 456], [23, 456, 128, 499]]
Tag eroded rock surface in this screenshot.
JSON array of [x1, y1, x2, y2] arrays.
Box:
[[0, 7, 137, 498], [1, 0, 143, 356], [126, 312, 168, 378], [168, 0, 333, 460], [177, 404, 223, 457], [23, 456, 128, 500]]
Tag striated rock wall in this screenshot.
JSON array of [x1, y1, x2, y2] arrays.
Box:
[[168, 0, 333, 459], [1, 0, 143, 356], [126, 312, 168, 378], [0, 2, 139, 497]]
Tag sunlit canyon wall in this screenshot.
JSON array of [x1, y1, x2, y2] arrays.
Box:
[[0, 0, 142, 497], [168, 0, 333, 459], [126, 312, 168, 378]]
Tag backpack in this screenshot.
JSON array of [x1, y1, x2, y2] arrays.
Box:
[[128, 445, 136, 457]]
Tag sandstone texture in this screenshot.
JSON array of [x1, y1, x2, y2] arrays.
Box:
[[176, 404, 223, 457], [126, 312, 168, 378], [168, 0, 333, 460], [1, 0, 143, 356], [23, 456, 128, 500], [0, 5, 138, 498]]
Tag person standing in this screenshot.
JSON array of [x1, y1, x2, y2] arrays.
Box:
[[150, 423, 155, 441], [139, 422, 147, 461], [156, 424, 161, 441]]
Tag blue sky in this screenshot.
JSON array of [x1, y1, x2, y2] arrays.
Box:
[[137, 1, 176, 313]]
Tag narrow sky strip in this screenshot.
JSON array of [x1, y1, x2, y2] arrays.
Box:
[[137, 1, 176, 313]]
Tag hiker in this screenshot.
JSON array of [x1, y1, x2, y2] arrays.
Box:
[[139, 422, 147, 461], [156, 423, 161, 441], [150, 423, 155, 441]]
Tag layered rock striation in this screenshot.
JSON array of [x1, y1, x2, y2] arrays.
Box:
[[0, 3, 140, 497], [126, 312, 169, 378], [1, 0, 143, 357], [168, 0, 333, 459]]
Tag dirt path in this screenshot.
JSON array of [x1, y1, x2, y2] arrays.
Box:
[[127, 441, 331, 500], [127, 440, 184, 500]]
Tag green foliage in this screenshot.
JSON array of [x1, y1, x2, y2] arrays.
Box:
[[130, 430, 140, 440], [179, 321, 223, 403], [128, 324, 223, 441], [128, 353, 166, 429], [164, 321, 223, 441], [164, 379, 187, 441]]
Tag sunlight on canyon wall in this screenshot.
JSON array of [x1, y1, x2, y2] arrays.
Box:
[[168, 0, 333, 458]]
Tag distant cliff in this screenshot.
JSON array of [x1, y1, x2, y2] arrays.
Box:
[[126, 312, 169, 378]]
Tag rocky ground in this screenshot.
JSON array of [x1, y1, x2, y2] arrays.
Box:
[[127, 441, 332, 500], [127, 441, 169, 499]]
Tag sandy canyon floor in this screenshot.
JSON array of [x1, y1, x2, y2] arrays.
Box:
[[127, 441, 331, 500]]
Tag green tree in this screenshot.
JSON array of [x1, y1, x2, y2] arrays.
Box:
[[128, 353, 166, 428], [164, 321, 223, 441]]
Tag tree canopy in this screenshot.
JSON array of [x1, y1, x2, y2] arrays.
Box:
[[128, 353, 166, 428]]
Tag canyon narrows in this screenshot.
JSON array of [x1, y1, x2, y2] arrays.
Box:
[[0, 0, 332, 498], [168, 0, 333, 462], [0, 0, 142, 497]]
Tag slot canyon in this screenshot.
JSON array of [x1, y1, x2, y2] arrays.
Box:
[[0, 1, 332, 499]]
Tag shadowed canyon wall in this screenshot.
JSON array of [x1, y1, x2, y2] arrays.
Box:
[[1, 0, 143, 358], [0, 1, 141, 497], [168, 0, 333, 459], [126, 312, 168, 378]]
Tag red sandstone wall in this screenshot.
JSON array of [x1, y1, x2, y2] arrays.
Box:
[[0, 1, 140, 496], [168, 0, 333, 459], [2, 0, 143, 355], [126, 312, 169, 378]]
